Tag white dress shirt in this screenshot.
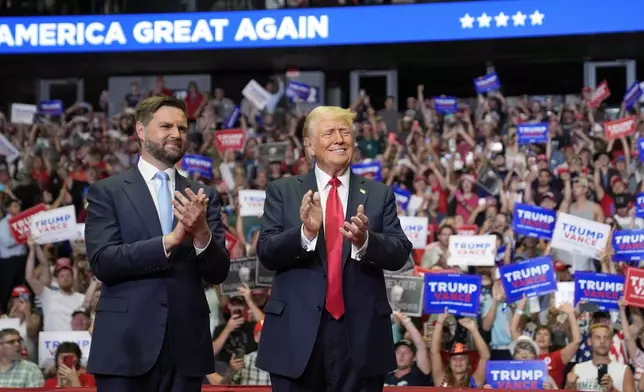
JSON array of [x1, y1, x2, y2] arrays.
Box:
[[137, 157, 211, 256], [300, 165, 368, 260]]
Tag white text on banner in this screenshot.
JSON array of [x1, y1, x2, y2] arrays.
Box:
[[399, 216, 428, 249], [238, 189, 266, 217], [447, 234, 496, 266], [38, 330, 91, 368], [551, 212, 610, 258], [30, 205, 77, 244]]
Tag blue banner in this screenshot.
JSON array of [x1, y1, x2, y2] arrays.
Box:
[[39, 100, 63, 115], [574, 272, 624, 311], [499, 256, 557, 303], [182, 154, 213, 179], [223, 106, 240, 129], [351, 161, 382, 181], [636, 192, 644, 219], [624, 82, 642, 110], [434, 96, 458, 114], [613, 229, 644, 262], [474, 72, 501, 94], [496, 244, 507, 264], [286, 81, 319, 103], [517, 123, 548, 145], [393, 187, 411, 211], [512, 203, 556, 240], [424, 274, 481, 317], [486, 361, 547, 389], [0, 0, 643, 54]]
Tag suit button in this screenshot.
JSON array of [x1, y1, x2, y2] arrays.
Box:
[[161, 302, 168, 308], [316, 306, 322, 312]]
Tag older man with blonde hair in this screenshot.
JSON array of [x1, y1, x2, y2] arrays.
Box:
[[257, 106, 412, 392]]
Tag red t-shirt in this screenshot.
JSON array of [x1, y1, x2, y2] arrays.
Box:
[[185, 93, 204, 120], [43, 373, 96, 387], [539, 349, 565, 388]]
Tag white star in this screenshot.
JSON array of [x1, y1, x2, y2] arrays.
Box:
[[460, 13, 475, 29], [494, 12, 509, 27], [512, 11, 527, 26], [530, 10, 545, 25], [477, 13, 492, 28]]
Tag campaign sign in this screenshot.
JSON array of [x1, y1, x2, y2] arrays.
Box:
[[555, 281, 575, 307], [393, 187, 411, 211], [434, 96, 457, 114], [38, 100, 63, 115], [636, 192, 644, 219], [486, 360, 547, 390], [574, 271, 624, 311], [604, 116, 637, 141], [221, 257, 257, 295], [424, 274, 481, 317], [496, 244, 507, 264], [38, 331, 91, 367], [351, 161, 382, 181], [589, 80, 611, 109], [517, 123, 548, 145], [9, 203, 47, 244], [624, 82, 643, 110], [182, 154, 213, 179], [625, 267, 644, 308], [286, 80, 319, 104], [0, 133, 20, 163], [473, 72, 501, 94], [30, 205, 77, 245], [551, 213, 610, 258], [613, 229, 644, 261], [238, 189, 266, 217], [499, 256, 557, 303], [214, 128, 245, 152], [399, 216, 428, 249], [223, 106, 240, 129], [447, 235, 496, 266], [386, 275, 425, 317], [255, 258, 274, 287], [512, 203, 556, 240]]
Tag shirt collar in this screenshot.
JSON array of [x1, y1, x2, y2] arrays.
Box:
[[314, 164, 350, 190], [137, 156, 175, 183]]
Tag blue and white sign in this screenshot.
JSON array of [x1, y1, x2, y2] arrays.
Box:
[[434, 96, 458, 114], [474, 72, 501, 94], [486, 361, 547, 390], [286, 80, 319, 103], [424, 274, 482, 317], [0, 0, 643, 54], [574, 271, 624, 311], [613, 229, 644, 262], [182, 154, 213, 179], [393, 187, 411, 211], [499, 256, 557, 303], [38, 100, 63, 115], [513, 203, 556, 240], [351, 161, 382, 181], [636, 192, 644, 219], [223, 106, 240, 129], [496, 244, 507, 264], [624, 82, 642, 110], [517, 122, 548, 144]]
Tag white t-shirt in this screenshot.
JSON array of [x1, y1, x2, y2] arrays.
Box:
[[39, 287, 85, 331], [574, 360, 627, 392]]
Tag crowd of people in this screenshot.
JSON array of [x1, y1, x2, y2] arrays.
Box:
[[0, 68, 643, 391]]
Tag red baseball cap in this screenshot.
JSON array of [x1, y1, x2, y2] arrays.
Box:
[[554, 260, 571, 272], [55, 258, 73, 274], [11, 286, 30, 298]]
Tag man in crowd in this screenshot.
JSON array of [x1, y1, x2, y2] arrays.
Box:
[[0, 328, 44, 388]]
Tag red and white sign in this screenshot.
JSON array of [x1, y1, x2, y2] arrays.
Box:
[[625, 267, 644, 308], [9, 203, 46, 244], [604, 116, 637, 140], [225, 231, 244, 258], [588, 80, 611, 109], [456, 225, 477, 236], [214, 129, 245, 153]]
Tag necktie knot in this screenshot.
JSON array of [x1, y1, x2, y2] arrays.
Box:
[[155, 171, 170, 182], [328, 177, 341, 189]]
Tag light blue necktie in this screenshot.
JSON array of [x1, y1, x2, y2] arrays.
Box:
[[155, 171, 173, 235]]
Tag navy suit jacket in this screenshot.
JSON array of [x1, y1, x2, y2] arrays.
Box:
[[84, 166, 230, 377], [256, 170, 413, 379]]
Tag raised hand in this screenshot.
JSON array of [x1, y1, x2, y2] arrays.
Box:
[[300, 190, 322, 240], [340, 204, 369, 248], [458, 317, 477, 331]]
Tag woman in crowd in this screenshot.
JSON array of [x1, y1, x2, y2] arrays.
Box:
[[43, 342, 96, 388]]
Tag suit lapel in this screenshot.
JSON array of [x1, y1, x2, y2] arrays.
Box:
[[342, 172, 368, 269], [122, 167, 162, 238], [174, 172, 189, 230], [298, 171, 327, 267]]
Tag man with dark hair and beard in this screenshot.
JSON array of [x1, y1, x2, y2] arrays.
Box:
[[84, 96, 230, 392]]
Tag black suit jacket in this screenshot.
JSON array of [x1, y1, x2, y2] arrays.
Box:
[[84, 166, 230, 377], [256, 170, 412, 379]]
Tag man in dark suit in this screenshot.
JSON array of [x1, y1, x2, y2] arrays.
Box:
[[257, 106, 413, 392], [84, 96, 230, 392]]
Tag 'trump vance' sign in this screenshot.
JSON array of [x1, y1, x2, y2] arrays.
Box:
[[424, 274, 481, 317], [486, 361, 547, 389], [499, 256, 557, 303], [551, 212, 610, 258]]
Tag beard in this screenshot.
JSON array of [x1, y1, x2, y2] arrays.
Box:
[[144, 136, 185, 166]]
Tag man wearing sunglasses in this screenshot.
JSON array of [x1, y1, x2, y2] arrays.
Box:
[[0, 328, 43, 388]]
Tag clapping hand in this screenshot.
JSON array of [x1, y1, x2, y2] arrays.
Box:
[[300, 190, 322, 240], [458, 317, 477, 331], [58, 364, 80, 387], [172, 188, 209, 238], [339, 204, 369, 248]]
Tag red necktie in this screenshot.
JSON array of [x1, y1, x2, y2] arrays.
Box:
[[325, 177, 345, 319]]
